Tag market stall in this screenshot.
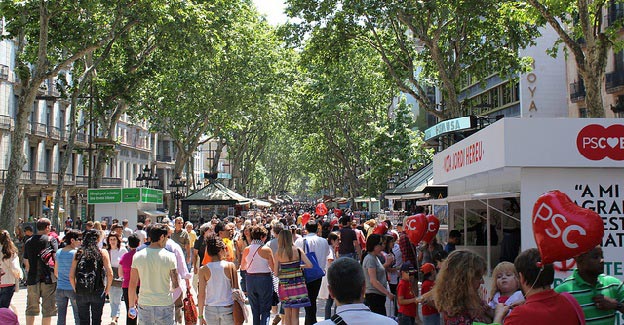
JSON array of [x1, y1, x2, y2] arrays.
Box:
[[419, 118, 624, 283]]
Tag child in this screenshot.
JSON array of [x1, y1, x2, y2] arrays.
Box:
[[488, 262, 524, 310], [420, 263, 440, 325], [397, 262, 418, 325]]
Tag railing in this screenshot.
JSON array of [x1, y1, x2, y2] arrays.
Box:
[[156, 155, 174, 162], [76, 175, 88, 186], [75, 132, 87, 144], [30, 122, 47, 137], [569, 81, 586, 103], [101, 177, 122, 187], [606, 69, 624, 93], [48, 126, 60, 140], [0, 115, 13, 131], [33, 171, 49, 185]]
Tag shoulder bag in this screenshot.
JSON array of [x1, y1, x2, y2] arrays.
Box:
[[229, 264, 248, 325], [303, 239, 325, 283]]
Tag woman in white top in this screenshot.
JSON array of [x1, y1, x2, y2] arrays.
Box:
[[0, 230, 22, 308], [106, 232, 127, 325], [241, 225, 275, 325], [198, 233, 239, 325]]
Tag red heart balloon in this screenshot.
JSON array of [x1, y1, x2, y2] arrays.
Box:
[[532, 190, 604, 265], [405, 213, 427, 245], [421, 214, 440, 243], [334, 208, 342, 218], [301, 212, 311, 226], [316, 203, 328, 216], [373, 223, 388, 235]]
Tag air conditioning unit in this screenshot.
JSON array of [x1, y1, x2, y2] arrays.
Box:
[[0, 65, 9, 80]]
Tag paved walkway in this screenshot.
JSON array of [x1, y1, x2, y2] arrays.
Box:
[[11, 283, 329, 324]]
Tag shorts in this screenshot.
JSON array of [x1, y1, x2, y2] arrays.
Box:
[[26, 282, 58, 317]]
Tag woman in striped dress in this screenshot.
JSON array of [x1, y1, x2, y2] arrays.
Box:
[[274, 230, 312, 325]]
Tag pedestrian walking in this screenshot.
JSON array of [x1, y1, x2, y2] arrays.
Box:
[[0, 230, 22, 308], [23, 218, 58, 325], [118, 234, 140, 325], [361, 234, 394, 316], [106, 232, 127, 324], [69, 229, 114, 325], [54, 229, 81, 325], [275, 230, 312, 325], [294, 220, 330, 325], [128, 224, 179, 325], [198, 233, 238, 325], [241, 225, 275, 325]]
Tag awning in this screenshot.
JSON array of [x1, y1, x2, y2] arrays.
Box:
[[416, 191, 520, 206], [384, 163, 448, 200], [139, 210, 168, 217], [354, 197, 378, 203], [252, 199, 272, 207]]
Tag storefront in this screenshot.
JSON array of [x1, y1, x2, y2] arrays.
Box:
[[419, 118, 624, 283]]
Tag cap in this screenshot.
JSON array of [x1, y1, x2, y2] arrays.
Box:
[[400, 262, 416, 273], [420, 263, 435, 275]]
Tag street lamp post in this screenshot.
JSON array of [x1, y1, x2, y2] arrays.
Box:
[[169, 174, 186, 218], [135, 165, 160, 188]]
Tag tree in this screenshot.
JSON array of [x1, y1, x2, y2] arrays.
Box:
[[285, 0, 539, 119], [0, 0, 137, 232], [525, 0, 623, 117]]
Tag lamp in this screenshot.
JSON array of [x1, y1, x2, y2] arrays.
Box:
[[136, 164, 160, 188], [169, 174, 186, 217]]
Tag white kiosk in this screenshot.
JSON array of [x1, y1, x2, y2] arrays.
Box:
[[419, 118, 624, 284], [87, 187, 165, 229]]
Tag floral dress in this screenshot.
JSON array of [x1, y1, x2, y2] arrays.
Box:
[[277, 250, 311, 308]]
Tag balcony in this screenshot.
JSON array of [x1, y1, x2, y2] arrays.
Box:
[[101, 177, 122, 187], [0, 170, 34, 184], [0, 115, 13, 131], [48, 126, 61, 140], [156, 154, 174, 162], [76, 175, 88, 186], [33, 171, 50, 185], [30, 122, 47, 137], [606, 69, 624, 93], [569, 80, 586, 103], [75, 132, 88, 145]]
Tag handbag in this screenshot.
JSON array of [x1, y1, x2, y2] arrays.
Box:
[[111, 267, 122, 287], [303, 239, 325, 283], [229, 265, 247, 325], [182, 288, 198, 325]]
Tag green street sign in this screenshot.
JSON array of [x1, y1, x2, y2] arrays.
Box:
[[122, 188, 141, 202], [141, 188, 163, 204], [87, 188, 163, 204], [88, 189, 122, 204]]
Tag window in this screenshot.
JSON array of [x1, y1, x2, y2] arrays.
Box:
[[579, 108, 589, 118]]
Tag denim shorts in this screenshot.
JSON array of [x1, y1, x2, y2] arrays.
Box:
[[138, 304, 174, 325]]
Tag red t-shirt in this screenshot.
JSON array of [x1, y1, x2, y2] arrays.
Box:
[[397, 279, 417, 317], [504, 289, 580, 325], [421, 279, 439, 316]]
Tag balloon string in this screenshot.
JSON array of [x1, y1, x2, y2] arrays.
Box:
[[523, 265, 544, 299]]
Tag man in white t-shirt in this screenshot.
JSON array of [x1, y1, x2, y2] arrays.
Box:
[[316, 258, 397, 325], [134, 222, 147, 244], [295, 220, 330, 325], [128, 224, 178, 325]]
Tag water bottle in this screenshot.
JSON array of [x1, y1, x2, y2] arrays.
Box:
[[129, 307, 137, 319]]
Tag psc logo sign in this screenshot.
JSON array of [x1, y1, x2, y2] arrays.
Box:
[[576, 124, 624, 160]]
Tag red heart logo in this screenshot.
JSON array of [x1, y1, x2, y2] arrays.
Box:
[[405, 213, 427, 245], [315, 203, 328, 216], [334, 208, 342, 218], [532, 190, 604, 264], [421, 214, 440, 243], [301, 212, 311, 226], [576, 124, 624, 160]]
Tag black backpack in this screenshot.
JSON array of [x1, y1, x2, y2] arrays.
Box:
[[74, 252, 105, 294]]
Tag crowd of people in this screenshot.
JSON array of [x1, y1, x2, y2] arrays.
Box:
[[1, 206, 622, 325]]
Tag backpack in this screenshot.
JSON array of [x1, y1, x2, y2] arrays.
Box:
[[74, 251, 105, 294]]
